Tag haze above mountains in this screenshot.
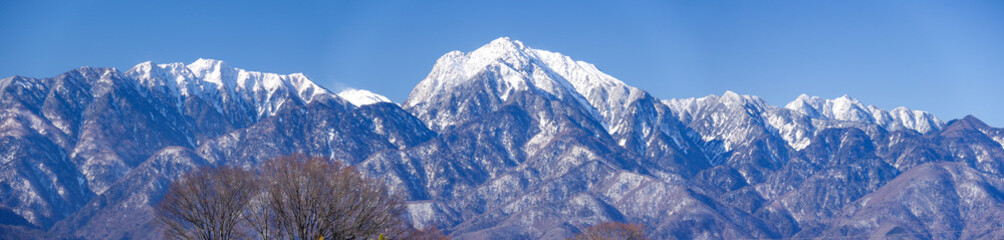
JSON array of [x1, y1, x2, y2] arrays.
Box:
[[2, 38, 1003, 239]]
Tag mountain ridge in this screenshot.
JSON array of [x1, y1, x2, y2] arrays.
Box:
[[1, 38, 1001, 239]]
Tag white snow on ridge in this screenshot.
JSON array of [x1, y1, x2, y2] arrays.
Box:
[[884, 107, 942, 134], [125, 58, 333, 116], [784, 94, 944, 134], [786, 94, 872, 122], [662, 91, 775, 151], [663, 92, 946, 151], [338, 88, 393, 107], [533, 49, 648, 128]]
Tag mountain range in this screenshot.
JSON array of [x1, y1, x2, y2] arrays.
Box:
[[2, 37, 1003, 239]]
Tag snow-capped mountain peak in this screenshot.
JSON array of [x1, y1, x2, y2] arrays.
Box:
[[466, 37, 530, 68], [338, 88, 393, 107], [125, 59, 334, 116], [785, 94, 870, 122], [186, 58, 230, 79], [407, 37, 542, 107], [406, 37, 646, 133], [783, 94, 944, 134], [785, 94, 820, 118], [722, 90, 742, 99], [830, 95, 871, 122], [662, 91, 774, 150], [125, 61, 194, 96], [127, 61, 190, 80], [881, 106, 943, 133], [664, 91, 946, 151]]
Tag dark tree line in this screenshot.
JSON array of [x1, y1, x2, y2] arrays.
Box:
[[156, 156, 410, 240]]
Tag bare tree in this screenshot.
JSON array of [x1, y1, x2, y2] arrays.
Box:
[[240, 170, 274, 240], [570, 222, 647, 240], [156, 155, 408, 240], [155, 166, 257, 240], [261, 155, 407, 240]]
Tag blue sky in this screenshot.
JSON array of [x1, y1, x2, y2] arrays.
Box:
[[2, 1, 1002, 126]]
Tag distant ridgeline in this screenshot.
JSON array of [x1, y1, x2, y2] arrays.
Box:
[[2, 37, 1003, 239]]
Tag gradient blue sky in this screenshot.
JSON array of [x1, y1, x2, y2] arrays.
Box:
[[2, 1, 1002, 126]]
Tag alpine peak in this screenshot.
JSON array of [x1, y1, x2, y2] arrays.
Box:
[[481, 37, 528, 53], [186, 58, 230, 76], [405, 37, 643, 132]]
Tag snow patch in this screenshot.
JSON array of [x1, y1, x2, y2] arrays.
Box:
[[407, 201, 436, 229], [338, 88, 393, 107]]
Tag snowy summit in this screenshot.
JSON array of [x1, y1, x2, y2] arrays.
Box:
[[404, 37, 648, 132], [338, 88, 393, 107]]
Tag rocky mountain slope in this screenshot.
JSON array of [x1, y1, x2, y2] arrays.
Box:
[[1, 37, 1001, 239]]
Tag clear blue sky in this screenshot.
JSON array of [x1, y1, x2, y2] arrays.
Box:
[[2, 1, 1002, 126]]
